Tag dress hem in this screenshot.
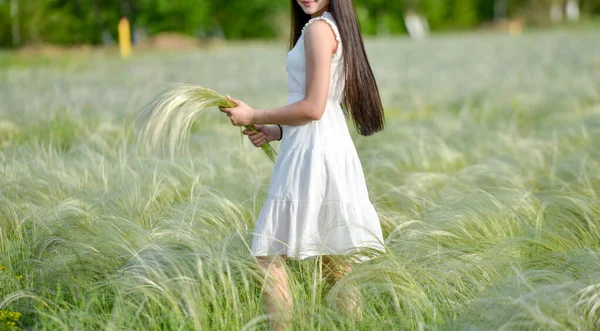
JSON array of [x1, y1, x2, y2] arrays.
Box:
[[251, 244, 386, 262]]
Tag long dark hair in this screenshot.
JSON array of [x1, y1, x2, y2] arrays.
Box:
[[290, 0, 385, 136]]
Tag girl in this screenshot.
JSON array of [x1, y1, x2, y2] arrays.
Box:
[[220, 0, 385, 327]]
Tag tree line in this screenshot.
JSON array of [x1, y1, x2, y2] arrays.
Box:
[[0, 0, 599, 47]]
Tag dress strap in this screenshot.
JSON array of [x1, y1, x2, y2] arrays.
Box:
[[302, 12, 342, 59]]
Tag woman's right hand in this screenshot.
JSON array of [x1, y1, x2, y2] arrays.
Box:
[[242, 124, 281, 147]]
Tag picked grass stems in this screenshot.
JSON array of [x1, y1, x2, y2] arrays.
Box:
[[136, 84, 277, 162]]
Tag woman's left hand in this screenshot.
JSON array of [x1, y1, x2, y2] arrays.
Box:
[[219, 95, 256, 127]]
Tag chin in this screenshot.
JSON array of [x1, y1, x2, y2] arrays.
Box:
[[298, 1, 327, 15]]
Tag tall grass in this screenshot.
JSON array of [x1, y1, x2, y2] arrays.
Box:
[[0, 30, 599, 330]]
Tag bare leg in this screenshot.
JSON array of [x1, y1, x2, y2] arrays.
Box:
[[322, 255, 362, 318], [257, 256, 293, 330]]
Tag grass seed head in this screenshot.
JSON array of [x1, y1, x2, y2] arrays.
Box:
[[136, 84, 276, 162]]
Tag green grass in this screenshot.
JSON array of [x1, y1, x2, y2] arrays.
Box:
[[1, 29, 599, 330]]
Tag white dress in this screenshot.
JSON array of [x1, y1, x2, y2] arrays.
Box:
[[251, 12, 385, 260]]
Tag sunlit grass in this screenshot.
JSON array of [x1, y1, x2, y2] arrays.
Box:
[[136, 84, 277, 162], [1, 29, 599, 330]]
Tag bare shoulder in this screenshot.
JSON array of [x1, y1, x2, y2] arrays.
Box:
[[304, 20, 338, 53]]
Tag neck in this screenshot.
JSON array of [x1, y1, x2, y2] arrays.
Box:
[[312, 6, 329, 18]]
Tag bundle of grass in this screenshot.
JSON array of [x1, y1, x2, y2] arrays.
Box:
[[136, 84, 277, 162]]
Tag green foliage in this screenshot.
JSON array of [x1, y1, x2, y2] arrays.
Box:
[[209, 0, 288, 39], [451, 0, 479, 28], [20, 0, 116, 45], [136, 0, 212, 36], [421, 0, 449, 29], [1, 0, 600, 46], [582, 0, 600, 13], [0, 3, 11, 46]]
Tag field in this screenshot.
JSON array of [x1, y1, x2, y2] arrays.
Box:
[[1, 29, 600, 330]]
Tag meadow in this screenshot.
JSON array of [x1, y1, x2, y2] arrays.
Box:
[[1, 28, 599, 330]]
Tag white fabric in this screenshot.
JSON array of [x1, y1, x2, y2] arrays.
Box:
[[251, 12, 385, 260]]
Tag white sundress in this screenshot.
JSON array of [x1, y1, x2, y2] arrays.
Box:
[[251, 11, 385, 260]]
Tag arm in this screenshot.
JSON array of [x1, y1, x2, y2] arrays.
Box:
[[222, 20, 337, 126], [254, 21, 336, 124]]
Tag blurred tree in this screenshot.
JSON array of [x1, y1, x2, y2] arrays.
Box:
[[581, 0, 600, 13], [10, 0, 19, 46], [528, 0, 554, 24], [355, 0, 406, 35], [451, 0, 479, 27], [21, 0, 120, 45], [0, 0, 599, 47], [420, 0, 449, 29], [0, 1, 11, 46], [136, 0, 211, 36], [494, 0, 508, 19], [208, 0, 287, 39]]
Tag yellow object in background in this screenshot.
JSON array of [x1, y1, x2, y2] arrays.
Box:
[[118, 17, 132, 58], [508, 20, 523, 35]]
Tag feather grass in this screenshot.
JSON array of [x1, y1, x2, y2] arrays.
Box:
[[136, 84, 277, 162], [1, 31, 600, 330]]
